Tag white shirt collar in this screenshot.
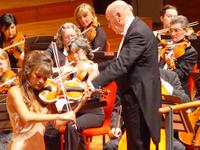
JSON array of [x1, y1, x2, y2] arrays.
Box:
[[122, 16, 135, 35], [63, 47, 68, 56]]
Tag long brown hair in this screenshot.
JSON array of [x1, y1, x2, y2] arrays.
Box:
[[19, 50, 53, 112]]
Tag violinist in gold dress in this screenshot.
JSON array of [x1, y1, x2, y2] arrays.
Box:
[[7, 50, 75, 150]]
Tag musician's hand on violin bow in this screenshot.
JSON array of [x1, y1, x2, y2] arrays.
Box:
[[58, 111, 76, 122], [109, 128, 122, 139]]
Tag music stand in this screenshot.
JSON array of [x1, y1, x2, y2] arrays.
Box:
[[160, 94, 193, 150], [24, 35, 54, 54]]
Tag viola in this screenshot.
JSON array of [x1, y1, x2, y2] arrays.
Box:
[[3, 33, 25, 67]]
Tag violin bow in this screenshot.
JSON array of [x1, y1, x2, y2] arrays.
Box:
[[114, 105, 122, 133], [51, 41, 72, 112], [2, 40, 25, 51], [92, 47, 100, 53], [82, 26, 93, 35], [0, 77, 15, 88], [52, 61, 76, 82]]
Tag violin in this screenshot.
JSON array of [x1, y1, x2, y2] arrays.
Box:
[[39, 78, 110, 104], [159, 39, 190, 70], [82, 22, 97, 43], [39, 78, 84, 103], [0, 70, 17, 94], [3, 33, 25, 67]]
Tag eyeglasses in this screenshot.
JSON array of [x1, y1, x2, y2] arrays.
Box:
[[169, 27, 185, 33]]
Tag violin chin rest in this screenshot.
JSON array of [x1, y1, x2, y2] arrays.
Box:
[[55, 99, 67, 113]]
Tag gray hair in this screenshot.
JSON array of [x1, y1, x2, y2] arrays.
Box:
[[170, 15, 189, 28], [54, 23, 82, 49], [68, 37, 94, 60]]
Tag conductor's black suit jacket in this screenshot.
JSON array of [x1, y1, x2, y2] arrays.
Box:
[[92, 17, 162, 144]]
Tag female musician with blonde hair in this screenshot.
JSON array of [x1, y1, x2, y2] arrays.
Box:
[[74, 3, 107, 51]]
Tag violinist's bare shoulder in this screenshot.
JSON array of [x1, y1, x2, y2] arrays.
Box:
[[7, 85, 22, 108]]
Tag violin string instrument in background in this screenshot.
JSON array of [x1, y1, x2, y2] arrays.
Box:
[[0, 50, 18, 94], [159, 39, 191, 70], [2, 33, 25, 68]]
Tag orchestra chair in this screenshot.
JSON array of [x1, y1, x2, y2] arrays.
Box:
[[106, 41, 111, 52], [188, 64, 198, 99], [59, 125, 67, 150], [59, 81, 117, 150], [81, 81, 117, 150]]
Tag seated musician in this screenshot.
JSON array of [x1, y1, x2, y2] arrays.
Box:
[[44, 22, 83, 150], [62, 37, 104, 150], [159, 15, 198, 96], [74, 3, 107, 52], [46, 22, 83, 76], [0, 13, 25, 68], [44, 37, 104, 150], [0, 50, 17, 94]]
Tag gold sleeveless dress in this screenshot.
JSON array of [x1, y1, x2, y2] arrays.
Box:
[[7, 105, 47, 150]]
